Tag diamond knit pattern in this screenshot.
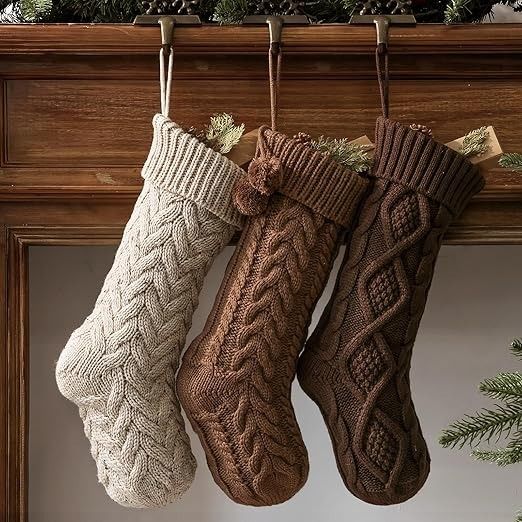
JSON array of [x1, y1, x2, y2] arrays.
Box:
[[177, 129, 368, 507], [56, 116, 244, 508], [297, 117, 485, 506]]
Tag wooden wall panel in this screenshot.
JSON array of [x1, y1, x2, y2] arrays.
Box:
[[4, 77, 522, 194]]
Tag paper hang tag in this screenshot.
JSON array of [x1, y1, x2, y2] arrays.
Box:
[[225, 128, 260, 169], [226, 130, 375, 169], [225, 127, 501, 175], [445, 126, 502, 172], [346, 127, 501, 174]]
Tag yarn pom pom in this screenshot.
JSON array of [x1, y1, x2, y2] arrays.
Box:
[[233, 177, 269, 216], [247, 155, 283, 196]]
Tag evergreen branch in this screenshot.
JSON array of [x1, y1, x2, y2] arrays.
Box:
[[342, 0, 357, 14], [310, 136, 373, 173], [204, 113, 245, 154], [512, 339, 522, 358], [444, 0, 496, 24], [213, 0, 250, 24], [20, 0, 52, 20], [479, 372, 522, 403], [444, 0, 475, 23], [472, 436, 522, 466], [439, 403, 522, 449], [460, 126, 489, 158], [499, 153, 522, 173], [187, 113, 245, 154]]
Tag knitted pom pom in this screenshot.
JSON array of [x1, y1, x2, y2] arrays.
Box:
[[233, 177, 270, 216], [247, 155, 283, 196]]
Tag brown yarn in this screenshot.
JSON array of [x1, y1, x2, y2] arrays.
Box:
[[297, 117, 485, 506], [177, 127, 368, 506]]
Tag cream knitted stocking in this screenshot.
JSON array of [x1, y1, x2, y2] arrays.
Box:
[[56, 114, 244, 508]]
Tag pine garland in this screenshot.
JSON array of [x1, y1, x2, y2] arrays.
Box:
[[310, 135, 373, 173], [2, 0, 521, 23], [440, 340, 521, 521]]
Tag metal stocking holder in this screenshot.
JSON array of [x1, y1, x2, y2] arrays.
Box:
[[134, 14, 202, 117], [350, 13, 416, 118]]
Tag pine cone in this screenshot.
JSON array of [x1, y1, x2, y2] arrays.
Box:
[[142, 0, 201, 15], [253, 0, 308, 16]]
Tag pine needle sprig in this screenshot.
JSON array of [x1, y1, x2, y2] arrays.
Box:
[[472, 434, 522, 466], [499, 153, 522, 172], [460, 126, 489, 157], [213, 0, 251, 24], [512, 339, 522, 358], [188, 113, 245, 153], [479, 372, 522, 403], [439, 403, 522, 449], [203, 113, 245, 153], [444, 0, 474, 23], [310, 136, 373, 173], [20, 0, 52, 20]]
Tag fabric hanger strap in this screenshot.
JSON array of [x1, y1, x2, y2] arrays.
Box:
[[159, 45, 174, 118], [268, 46, 282, 131], [375, 43, 389, 119]]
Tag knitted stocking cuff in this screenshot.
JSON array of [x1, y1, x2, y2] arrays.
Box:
[[259, 127, 368, 226], [178, 128, 368, 507], [142, 114, 245, 228], [372, 117, 484, 216]]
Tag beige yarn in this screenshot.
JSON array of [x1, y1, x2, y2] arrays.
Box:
[[55, 114, 244, 508]]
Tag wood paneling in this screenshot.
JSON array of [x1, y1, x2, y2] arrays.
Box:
[[0, 24, 521, 522], [4, 78, 522, 176]]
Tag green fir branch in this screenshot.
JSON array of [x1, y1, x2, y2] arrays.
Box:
[[460, 126, 489, 157], [310, 136, 373, 173], [213, 0, 251, 24], [479, 372, 522, 403], [512, 339, 522, 358], [499, 153, 522, 173], [472, 435, 522, 466], [439, 403, 522, 449], [204, 113, 245, 153], [444, 0, 496, 24], [20, 0, 52, 20], [188, 113, 245, 154]]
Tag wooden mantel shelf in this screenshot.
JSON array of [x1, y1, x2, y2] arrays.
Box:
[[0, 24, 521, 245], [0, 23, 522, 55]]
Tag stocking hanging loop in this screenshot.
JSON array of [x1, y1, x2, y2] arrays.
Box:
[[134, 15, 202, 118], [243, 15, 309, 131], [350, 14, 416, 119]]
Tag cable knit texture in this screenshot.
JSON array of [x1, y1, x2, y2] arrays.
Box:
[[55, 114, 244, 508], [297, 117, 485, 505], [177, 127, 368, 506]]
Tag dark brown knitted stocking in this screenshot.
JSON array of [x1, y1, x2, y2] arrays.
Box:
[[298, 117, 485, 505], [177, 127, 367, 506]]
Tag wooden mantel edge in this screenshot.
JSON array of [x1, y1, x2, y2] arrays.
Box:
[[0, 24, 521, 55]]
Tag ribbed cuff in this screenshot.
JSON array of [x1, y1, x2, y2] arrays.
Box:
[[141, 114, 245, 229], [372, 117, 485, 216], [258, 127, 369, 227]]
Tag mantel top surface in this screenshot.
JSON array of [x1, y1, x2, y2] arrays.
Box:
[[0, 23, 521, 54]]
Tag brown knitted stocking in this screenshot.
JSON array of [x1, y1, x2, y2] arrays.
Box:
[[298, 118, 485, 505], [177, 127, 368, 506]]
